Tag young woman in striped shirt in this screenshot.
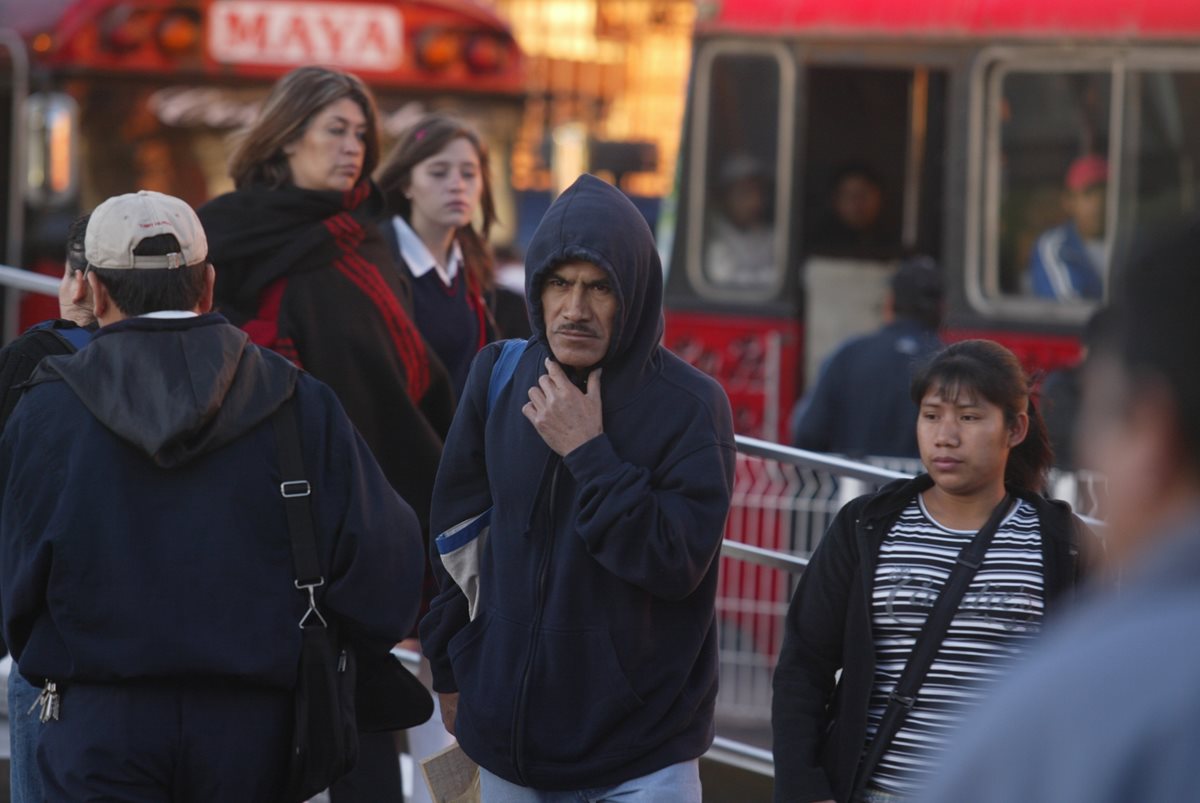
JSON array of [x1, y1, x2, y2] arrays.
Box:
[[772, 339, 1089, 803]]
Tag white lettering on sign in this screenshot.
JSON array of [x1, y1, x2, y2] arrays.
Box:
[[209, 1, 403, 71]]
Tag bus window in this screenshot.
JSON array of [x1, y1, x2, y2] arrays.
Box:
[[801, 66, 947, 262], [985, 68, 1111, 304], [1119, 69, 1200, 251], [692, 50, 786, 300]]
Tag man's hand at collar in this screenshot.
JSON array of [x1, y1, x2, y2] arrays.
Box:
[[523, 358, 603, 456]]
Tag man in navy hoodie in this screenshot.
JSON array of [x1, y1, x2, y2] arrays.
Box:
[[0, 191, 424, 800], [421, 174, 736, 800]]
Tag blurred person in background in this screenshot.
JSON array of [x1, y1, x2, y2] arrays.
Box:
[[791, 257, 944, 459], [198, 66, 445, 803], [375, 109, 516, 803], [704, 153, 777, 290], [925, 220, 1200, 803], [773, 340, 1087, 803], [376, 113, 501, 399], [0, 214, 95, 803], [1027, 154, 1107, 301], [811, 163, 888, 257]]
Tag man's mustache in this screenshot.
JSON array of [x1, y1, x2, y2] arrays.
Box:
[[553, 324, 599, 338]]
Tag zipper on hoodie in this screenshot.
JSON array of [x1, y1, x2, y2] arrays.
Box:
[[511, 458, 561, 785]]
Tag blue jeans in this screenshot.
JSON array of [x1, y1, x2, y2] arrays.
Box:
[[478, 760, 701, 802], [8, 668, 44, 803]]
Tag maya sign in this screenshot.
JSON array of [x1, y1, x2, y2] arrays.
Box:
[[209, 1, 403, 72]]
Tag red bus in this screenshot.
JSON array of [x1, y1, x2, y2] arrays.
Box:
[[0, 0, 524, 333], [662, 0, 1200, 443]]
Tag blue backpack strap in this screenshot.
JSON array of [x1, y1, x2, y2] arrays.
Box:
[[486, 339, 529, 417], [29, 320, 92, 353]]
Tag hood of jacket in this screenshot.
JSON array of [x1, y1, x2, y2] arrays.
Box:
[[30, 314, 297, 468], [524, 174, 663, 398]]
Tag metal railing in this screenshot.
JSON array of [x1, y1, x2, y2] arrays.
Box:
[[0, 264, 59, 296]]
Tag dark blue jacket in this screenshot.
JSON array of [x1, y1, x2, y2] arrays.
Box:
[[421, 175, 736, 790], [0, 314, 423, 688], [792, 320, 942, 459], [1027, 221, 1104, 301]]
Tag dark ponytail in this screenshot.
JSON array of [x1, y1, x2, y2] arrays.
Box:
[[911, 339, 1054, 493]]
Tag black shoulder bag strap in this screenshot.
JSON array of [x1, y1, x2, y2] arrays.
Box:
[[272, 398, 325, 626], [852, 493, 1013, 799]]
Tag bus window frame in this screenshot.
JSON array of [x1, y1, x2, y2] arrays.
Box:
[[966, 46, 1123, 324], [686, 39, 796, 303]]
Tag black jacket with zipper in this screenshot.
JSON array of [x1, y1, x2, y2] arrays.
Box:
[[771, 474, 1086, 803]]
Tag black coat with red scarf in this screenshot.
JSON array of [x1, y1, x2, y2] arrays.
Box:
[[198, 181, 454, 552]]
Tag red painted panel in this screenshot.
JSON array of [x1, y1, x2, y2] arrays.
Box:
[[664, 310, 802, 442], [705, 0, 1200, 38], [944, 327, 1081, 378]]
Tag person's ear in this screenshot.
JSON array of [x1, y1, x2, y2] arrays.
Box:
[[198, 264, 216, 314], [70, 270, 89, 305], [86, 272, 109, 320], [1008, 409, 1030, 449]]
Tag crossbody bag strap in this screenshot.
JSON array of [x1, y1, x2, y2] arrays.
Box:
[[853, 493, 1014, 798], [272, 396, 327, 629]]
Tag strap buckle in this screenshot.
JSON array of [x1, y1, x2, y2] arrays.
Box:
[[889, 691, 916, 710], [295, 578, 328, 628], [280, 480, 311, 498]]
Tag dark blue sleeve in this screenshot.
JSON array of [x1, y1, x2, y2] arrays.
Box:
[[793, 351, 843, 452], [419, 344, 500, 693], [562, 390, 736, 601]]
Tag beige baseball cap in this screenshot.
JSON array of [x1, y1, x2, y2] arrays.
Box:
[[85, 190, 208, 270]]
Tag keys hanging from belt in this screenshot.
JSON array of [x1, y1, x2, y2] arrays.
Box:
[[29, 681, 60, 723]]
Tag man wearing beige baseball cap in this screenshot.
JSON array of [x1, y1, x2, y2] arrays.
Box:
[[0, 191, 425, 800]]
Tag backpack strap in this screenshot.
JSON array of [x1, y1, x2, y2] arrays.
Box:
[[486, 338, 529, 417], [271, 396, 327, 630], [29, 321, 93, 354]]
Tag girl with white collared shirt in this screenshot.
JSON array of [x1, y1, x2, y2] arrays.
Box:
[[377, 114, 500, 398]]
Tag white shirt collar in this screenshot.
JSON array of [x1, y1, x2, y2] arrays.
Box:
[[139, 310, 199, 319], [392, 215, 461, 286]]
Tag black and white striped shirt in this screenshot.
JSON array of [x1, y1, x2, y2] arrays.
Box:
[[864, 496, 1045, 796]]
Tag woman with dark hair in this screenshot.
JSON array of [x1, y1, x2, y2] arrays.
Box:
[[376, 113, 523, 397], [772, 339, 1087, 803], [198, 66, 449, 803]]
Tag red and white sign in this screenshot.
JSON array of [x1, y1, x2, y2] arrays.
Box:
[[209, 1, 403, 72]]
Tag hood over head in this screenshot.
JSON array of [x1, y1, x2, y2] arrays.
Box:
[[524, 174, 663, 395], [30, 315, 298, 468]]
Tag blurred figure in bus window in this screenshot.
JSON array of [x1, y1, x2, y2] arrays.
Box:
[[791, 257, 944, 459], [811, 163, 887, 256], [774, 339, 1086, 803], [704, 153, 777, 290], [1039, 307, 1114, 471], [925, 220, 1200, 803], [1027, 154, 1107, 301], [198, 66, 445, 803]]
